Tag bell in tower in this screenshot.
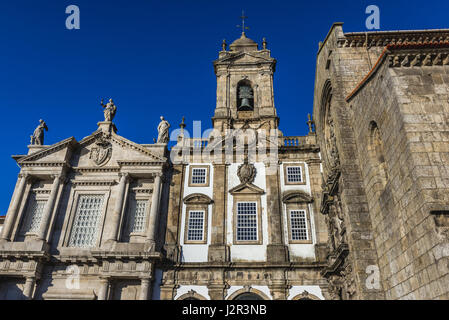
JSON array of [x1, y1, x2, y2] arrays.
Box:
[[238, 81, 254, 111]]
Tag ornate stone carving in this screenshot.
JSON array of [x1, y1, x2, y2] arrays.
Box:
[[100, 99, 117, 122], [237, 158, 256, 184], [157, 116, 171, 144], [30, 119, 48, 145], [90, 137, 112, 166], [326, 117, 340, 170], [341, 263, 357, 299]]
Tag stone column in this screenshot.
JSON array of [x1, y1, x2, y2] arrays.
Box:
[[23, 277, 36, 300], [265, 163, 287, 262], [270, 283, 289, 300], [208, 163, 228, 262], [164, 164, 185, 263], [0, 173, 30, 242], [208, 283, 227, 300], [37, 174, 63, 241], [98, 278, 109, 300], [139, 278, 151, 300], [107, 172, 129, 244], [146, 173, 162, 248]]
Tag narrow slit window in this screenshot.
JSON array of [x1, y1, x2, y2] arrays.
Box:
[[236, 202, 258, 242], [290, 210, 309, 241], [187, 211, 205, 241]]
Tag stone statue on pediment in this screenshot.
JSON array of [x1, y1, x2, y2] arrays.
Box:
[[157, 116, 170, 144], [30, 119, 48, 145], [101, 99, 117, 122]]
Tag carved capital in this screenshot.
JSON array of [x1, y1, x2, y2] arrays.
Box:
[[118, 172, 130, 181], [18, 172, 31, 181]]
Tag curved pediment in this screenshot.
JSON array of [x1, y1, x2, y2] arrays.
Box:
[[282, 190, 313, 204], [183, 193, 214, 205]]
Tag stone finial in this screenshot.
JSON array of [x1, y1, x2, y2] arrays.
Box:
[[180, 117, 186, 130], [262, 37, 267, 50], [307, 113, 315, 134], [30, 119, 48, 145]]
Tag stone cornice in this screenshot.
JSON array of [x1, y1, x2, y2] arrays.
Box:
[[117, 160, 166, 166], [72, 166, 121, 173], [19, 161, 69, 168], [70, 180, 117, 187], [346, 41, 449, 102], [340, 29, 449, 48]]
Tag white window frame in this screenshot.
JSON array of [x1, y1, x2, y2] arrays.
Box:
[[185, 210, 206, 243], [286, 166, 303, 183], [235, 201, 259, 243], [288, 209, 312, 244], [188, 166, 210, 187]]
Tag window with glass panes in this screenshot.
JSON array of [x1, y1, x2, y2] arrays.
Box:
[[187, 211, 205, 241], [236, 202, 258, 241], [191, 168, 207, 185], [21, 196, 47, 234], [127, 199, 147, 234], [68, 195, 104, 248], [290, 210, 309, 241], [286, 166, 302, 183]]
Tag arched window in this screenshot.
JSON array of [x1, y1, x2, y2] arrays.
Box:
[[234, 293, 264, 300], [368, 121, 389, 189], [237, 80, 254, 111]]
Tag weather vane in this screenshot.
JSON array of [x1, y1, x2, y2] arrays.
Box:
[[237, 10, 250, 34]]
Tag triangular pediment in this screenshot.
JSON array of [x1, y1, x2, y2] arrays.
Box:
[[78, 130, 166, 164], [216, 52, 275, 65], [16, 137, 77, 165], [229, 183, 265, 195]]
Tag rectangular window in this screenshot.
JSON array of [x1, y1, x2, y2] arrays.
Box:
[[236, 202, 258, 242], [191, 168, 207, 185], [127, 199, 147, 234], [286, 166, 303, 183], [187, 211, 205, 241], [290, 210, 309, 241], [68, 195, 104, 248], [21, 196, 47, 234]]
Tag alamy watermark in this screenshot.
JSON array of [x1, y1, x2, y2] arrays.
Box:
[[365, 265, 381, 290], [365, 5, 380, 30], [65, 264, 80, 290], [66, 5, 80, 30]]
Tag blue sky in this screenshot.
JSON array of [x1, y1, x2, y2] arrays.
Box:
[[0, 0, 448, 215]]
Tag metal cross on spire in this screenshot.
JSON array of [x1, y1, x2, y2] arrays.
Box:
[[237, 10, 250, 34]]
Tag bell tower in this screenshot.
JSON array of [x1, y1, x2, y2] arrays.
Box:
[[212, 31, 278, 133]]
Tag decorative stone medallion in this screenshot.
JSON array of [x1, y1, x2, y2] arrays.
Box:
[[90, 137, 112, 166], [237, 161, 256, 184]]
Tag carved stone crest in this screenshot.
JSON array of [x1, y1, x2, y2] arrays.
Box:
[[90, 137, 112, 166], [237, 161, 256, 184]]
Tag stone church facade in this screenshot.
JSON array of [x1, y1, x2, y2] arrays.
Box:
[[0, 24, 448, 300]]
